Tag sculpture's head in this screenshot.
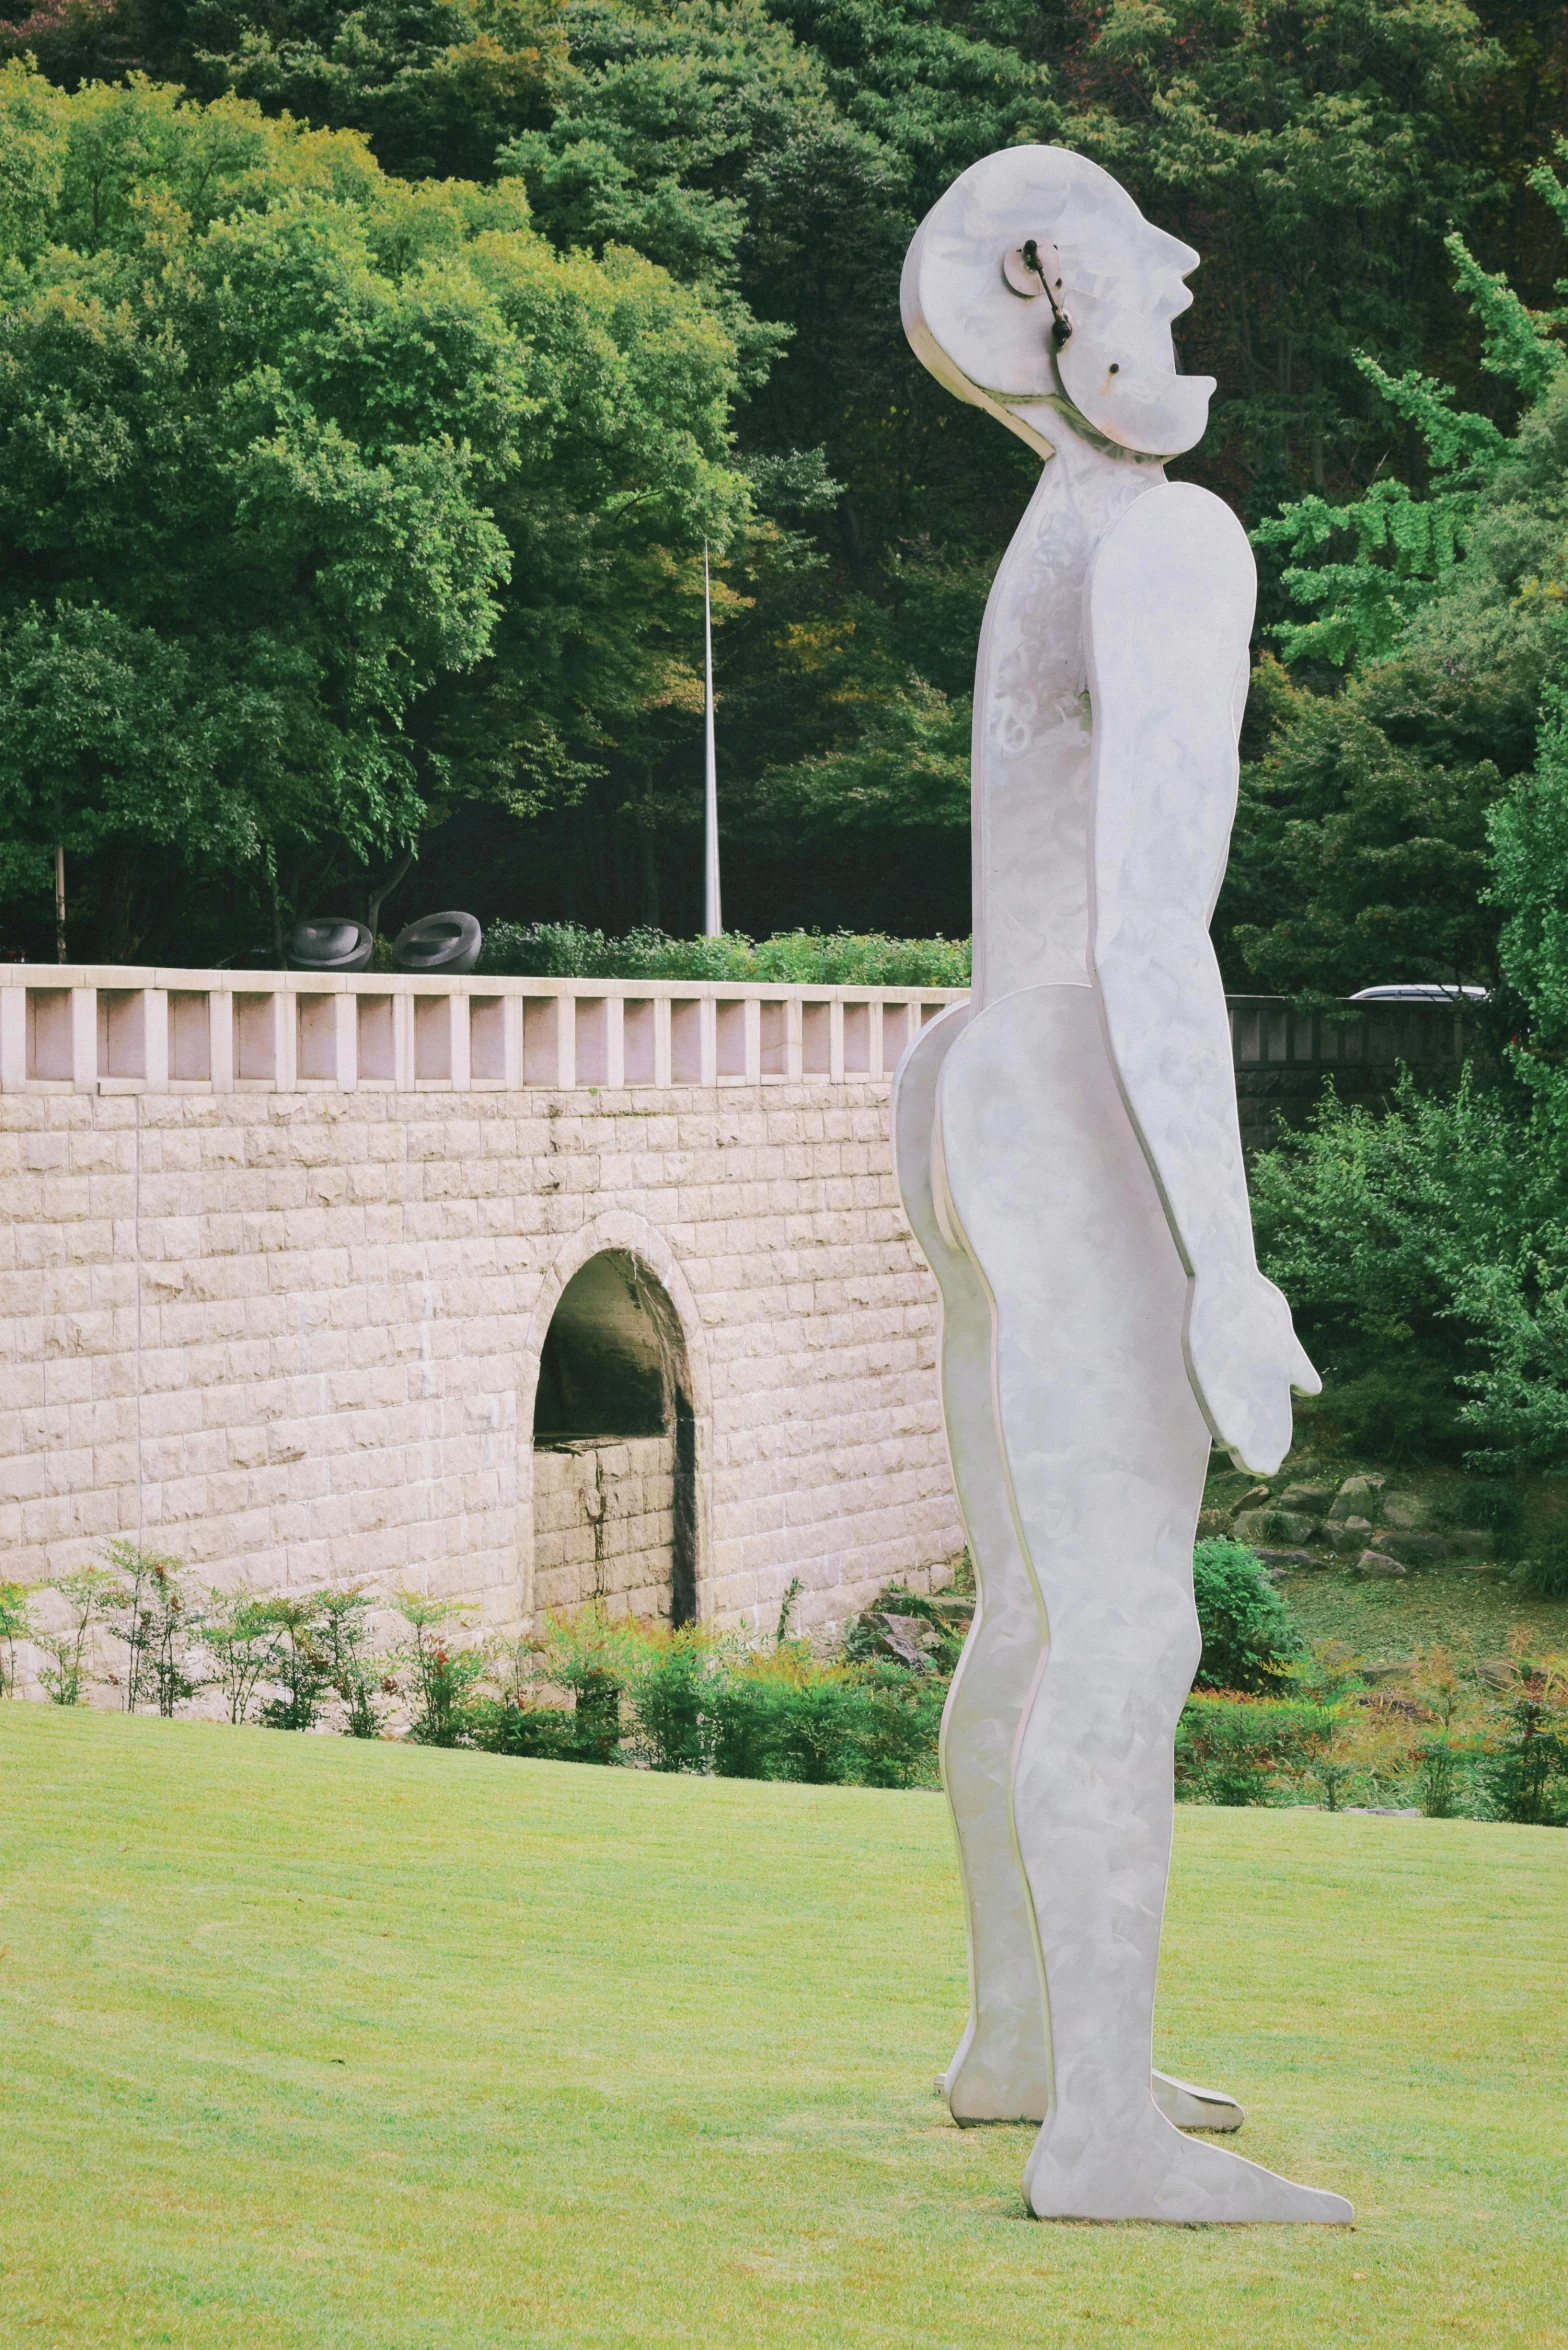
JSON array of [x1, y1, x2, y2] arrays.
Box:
[[901, 146, 1214, 462]]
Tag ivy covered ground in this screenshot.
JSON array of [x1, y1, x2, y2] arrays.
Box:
[[1, 1706, 1564, 2348]]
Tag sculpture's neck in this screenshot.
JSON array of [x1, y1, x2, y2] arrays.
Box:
[[971, 420, 1162, 1007]]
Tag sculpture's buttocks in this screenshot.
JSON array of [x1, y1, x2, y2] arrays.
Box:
[[973, 431, 1157, 1007]]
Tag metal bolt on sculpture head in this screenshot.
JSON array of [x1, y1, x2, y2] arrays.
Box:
[[890, 147, 1352, 2224]]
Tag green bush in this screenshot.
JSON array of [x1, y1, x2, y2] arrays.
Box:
[[704, 1674, 782, 1781], [699, 1665, 942, 1789], [853, 1666, 947, 1790], [0, 1580, 30, 1700], [477, 924, 970, 989], [256, 1595, 335, 1733], [1478, 1657, 1568, 1825], [1192, 1539, 1300, 1694], [627, 1636, 713, 1773], [1175, 1692, 1335, 1806], [391, 1594, 489, 1748], [506, 1608, 947, 1787], [466, 1699, 585, 1761]]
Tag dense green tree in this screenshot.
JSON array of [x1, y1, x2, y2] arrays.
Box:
[[0, 66, 751, 956], [1218, 167, 1568, 996], [5, 0, 1539, 940], [1241, 167, 1568, 1467]]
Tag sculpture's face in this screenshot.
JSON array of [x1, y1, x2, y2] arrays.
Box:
[[901, 147, 1216, 461]]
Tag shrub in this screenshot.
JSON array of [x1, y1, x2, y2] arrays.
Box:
[[853, 1665, 947, 1790], [0, 1581, 31, 1699], [1477, 1648, 1568, 1825], [1399, 1645, 1486, 1818], [704, 1673, 781, 1781], [522, 1605, 648, 1765], [1515, 1536, 1568, 1599], [204, 1588, 285, 1725], [703, 1651, 943, 1789], [506, 1610, 947, 1788], [35, 1564, 123, 1706], [1175, 1692, 1333, 1806], [1192, 1539, 1300, 1693], [477, 924, 970, 989], [106, 1545, 204, 1717], [626, 1632, 716, 1773], [466, 1698, 584, 1760], [392, 1594, 489, 1747], [315, 1589, 387, 1739], [762, 1675, 873, 1785], [1279, 1641, 1384, 1810], [256, 1596, 335, 1733]]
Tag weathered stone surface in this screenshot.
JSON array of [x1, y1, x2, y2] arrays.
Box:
[[532, 1437, 674, 1620], [1354, 1549, 1408, 1579], [1326, 1514, 1373, 1554], [0, 1071, 964, 1635], [1233, 1506, 1318, 1546], [1277, 1482, 1334, 1515], [879, 1612, 940, 1669], [1376, 1490, 1434, 1532], [1371, 1528, 1447, 1564], [1329, 1473, 1386, 1520]]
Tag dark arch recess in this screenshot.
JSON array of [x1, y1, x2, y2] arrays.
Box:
[[532, 1250, 697, 1625]]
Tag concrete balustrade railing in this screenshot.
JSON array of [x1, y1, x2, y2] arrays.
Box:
[[0, 967, 966, 1096]]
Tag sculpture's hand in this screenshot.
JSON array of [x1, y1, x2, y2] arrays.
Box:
[[1184, 1271, 1320, 1477]]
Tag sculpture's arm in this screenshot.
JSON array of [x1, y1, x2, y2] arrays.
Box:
[[1084, 482, 1319, 1474]]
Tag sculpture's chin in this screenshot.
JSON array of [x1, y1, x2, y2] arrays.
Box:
[[1057, 346, 1215, 459]]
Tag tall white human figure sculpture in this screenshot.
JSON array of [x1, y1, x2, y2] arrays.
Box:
[[892, 146, 1353, 2225]]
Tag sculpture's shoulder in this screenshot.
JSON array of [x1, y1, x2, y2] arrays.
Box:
[[1090, 479, 1250, 611], [1087, 481, 1255, 627]]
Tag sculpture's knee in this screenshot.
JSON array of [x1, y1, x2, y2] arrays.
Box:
[[1042, 1568, 1201, 1731]]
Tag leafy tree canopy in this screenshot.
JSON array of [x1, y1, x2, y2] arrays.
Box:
[[0, 64, 752, 956], [1, 0, 1545, 944], [1220, 158, 1568, 1001]]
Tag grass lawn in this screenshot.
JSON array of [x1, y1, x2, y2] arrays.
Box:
[[1, 1708, 1564, 2349]]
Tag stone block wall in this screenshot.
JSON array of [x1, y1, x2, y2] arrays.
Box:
[[0, 968, 967, 1636], [532, 1438, 676, 1619]]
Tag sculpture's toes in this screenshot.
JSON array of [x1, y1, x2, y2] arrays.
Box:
[[1152, 2069, 1244, 2132], [1024, 2111, 1353, 2225]]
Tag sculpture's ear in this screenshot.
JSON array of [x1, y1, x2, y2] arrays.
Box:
[[901, 199, 1059, 463]]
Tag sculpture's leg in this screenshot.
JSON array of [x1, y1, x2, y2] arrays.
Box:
[[894, 1007, 1052, 2124], [896, 1007, 1246, 2135], [937, 985, 1352, 2224]]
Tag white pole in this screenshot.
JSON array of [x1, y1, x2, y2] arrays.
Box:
[[702, 542, 722, 938]]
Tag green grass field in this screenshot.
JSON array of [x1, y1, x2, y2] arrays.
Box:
[[2, 1707, 1564, 2349]]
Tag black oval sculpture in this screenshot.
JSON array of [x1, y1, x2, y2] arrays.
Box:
[[288, 918, 374, 972], [391, 911, 482, 975]]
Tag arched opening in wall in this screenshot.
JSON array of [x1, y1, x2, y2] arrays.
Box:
[[532, 1251, 697, 1626]]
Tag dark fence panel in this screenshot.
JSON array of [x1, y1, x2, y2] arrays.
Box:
[[1227, 995, 1470, 1156]]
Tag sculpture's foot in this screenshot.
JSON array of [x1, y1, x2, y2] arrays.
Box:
[[943, 2030, 1051, 2125], [944, 2051, 1244, 2133], [1023, 2104, 1352, 2224], [1151, 2069, 1244, 2132]]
